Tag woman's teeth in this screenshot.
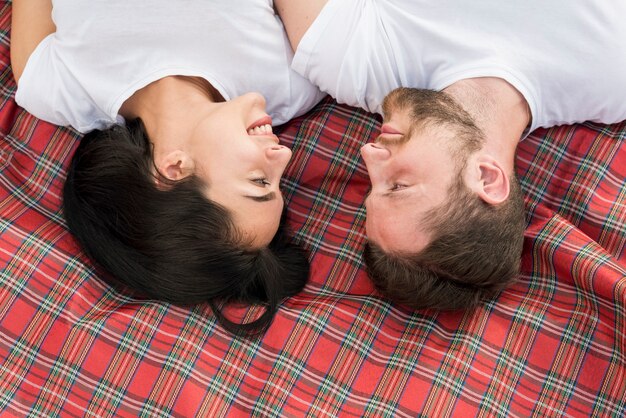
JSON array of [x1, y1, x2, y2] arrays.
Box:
[[247, 124, 273, 135]]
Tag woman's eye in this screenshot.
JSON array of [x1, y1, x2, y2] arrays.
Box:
[[253, 178, 270, 186]]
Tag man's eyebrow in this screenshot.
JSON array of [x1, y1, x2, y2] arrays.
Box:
[[245, 192, 277, 202]]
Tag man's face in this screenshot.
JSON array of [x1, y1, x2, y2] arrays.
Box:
[[360, 106, 461, 254]]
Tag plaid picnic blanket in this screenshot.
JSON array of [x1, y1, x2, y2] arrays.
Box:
[[1, 2, 624, 416]]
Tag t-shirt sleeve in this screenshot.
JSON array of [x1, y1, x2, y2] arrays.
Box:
[[15, 34, 112, 133], [291, 0, 400, 115]]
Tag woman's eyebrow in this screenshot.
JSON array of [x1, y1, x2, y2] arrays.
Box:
[[245, 192, 277, 202]]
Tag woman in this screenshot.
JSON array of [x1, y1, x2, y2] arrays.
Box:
[[11, 0, 325, 336]]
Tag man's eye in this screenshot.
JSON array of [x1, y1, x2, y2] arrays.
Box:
[[390, 183, 406, 191], [253, 178, 270, 186]]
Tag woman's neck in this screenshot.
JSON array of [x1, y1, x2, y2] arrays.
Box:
[[119, 76, 222, 148], [121, 76, 221, 126]]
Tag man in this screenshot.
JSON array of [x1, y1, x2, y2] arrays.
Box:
[[276, 0, 626, 309]]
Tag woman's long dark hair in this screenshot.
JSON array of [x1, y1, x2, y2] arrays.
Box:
[[63, 119, 309, 337]]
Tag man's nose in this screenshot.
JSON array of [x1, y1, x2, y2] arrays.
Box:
[[360, 143, 391, 163], [360, 143, 391, 186]]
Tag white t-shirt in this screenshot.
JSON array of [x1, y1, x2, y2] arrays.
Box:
[[15, 0, 326, 133], [293, 0, 626, 133]]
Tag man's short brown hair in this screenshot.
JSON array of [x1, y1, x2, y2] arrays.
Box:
[[364, 172, 525, 310]]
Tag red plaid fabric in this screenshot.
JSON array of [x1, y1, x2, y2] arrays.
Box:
[[1, 3, 624, 416]]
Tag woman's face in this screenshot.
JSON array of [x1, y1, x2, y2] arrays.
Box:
[[189, 92, 292, 248]]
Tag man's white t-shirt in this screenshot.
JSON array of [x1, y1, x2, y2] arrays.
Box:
[[15, 0, 326, 133], [292, 0, 626, 133]]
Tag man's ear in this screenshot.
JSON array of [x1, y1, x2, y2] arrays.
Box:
[[155, 150, 195, 182], [469, 156, 510, 205]]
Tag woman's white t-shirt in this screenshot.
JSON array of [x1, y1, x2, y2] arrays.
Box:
[[16, 0, 326, 133], [292, 0, 626, 133]]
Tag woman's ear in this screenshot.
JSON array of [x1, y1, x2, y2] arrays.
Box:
[[468, 156, 510, 205], [156, 150, 195, 182]]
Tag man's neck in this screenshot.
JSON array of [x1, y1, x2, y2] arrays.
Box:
[[443, 77, 530, 164]]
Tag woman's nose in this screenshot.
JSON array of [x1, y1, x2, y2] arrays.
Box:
[[360, 143, 391, 163], [265, 144, 292, 165]]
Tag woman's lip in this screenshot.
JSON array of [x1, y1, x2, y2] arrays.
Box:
[[381, 124, 402, 134], [247, 115, 273, 130]]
